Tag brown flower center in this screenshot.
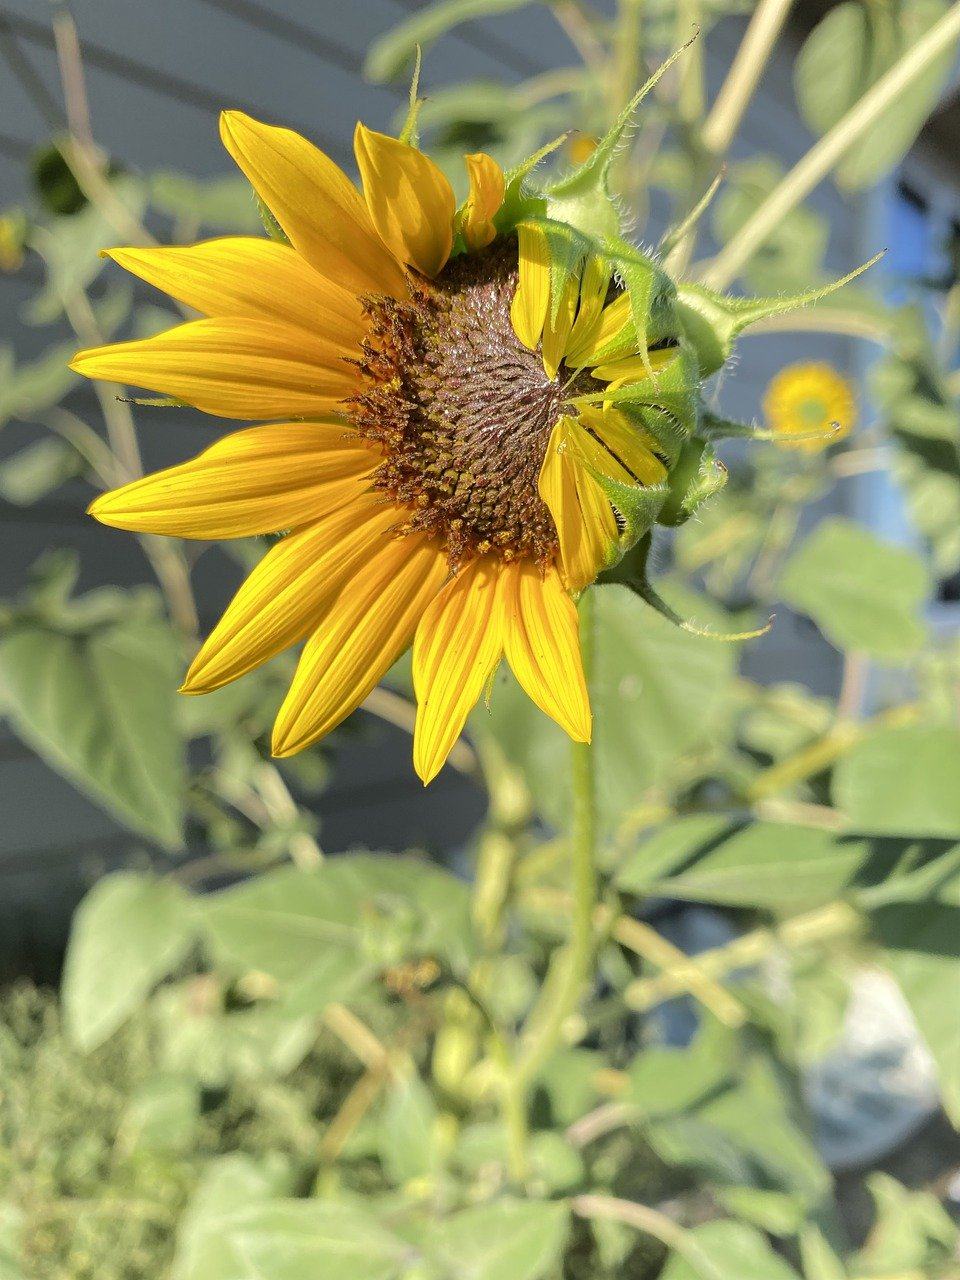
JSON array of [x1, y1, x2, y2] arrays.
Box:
[[349, 239, 598, 568]]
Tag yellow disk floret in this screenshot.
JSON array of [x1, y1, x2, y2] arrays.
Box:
[[763, 362, 856, 452]]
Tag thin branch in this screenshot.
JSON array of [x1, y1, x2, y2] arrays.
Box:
[[571, 1195, 717, 1276], [701, 0, 960, 288], [701, 0, 794, 157]]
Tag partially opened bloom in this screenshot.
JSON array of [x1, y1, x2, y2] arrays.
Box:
[[75, 95, 842, 782], [763, 361, 856, 452]]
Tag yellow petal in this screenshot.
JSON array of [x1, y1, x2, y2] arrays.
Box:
[[460, 152, 505, 252], [219, 110, 407, 298], [510, 223, 550, 351], [541, 274, 579, 381], [565, 291, 631, 366], [578, 405, 667, 487], [89, 421, 378, 538], [502, 560, 590, 742], [538, 417, 618, 592], [354, 123, 455, 279], [272, 533, 448, 756], [412, 557, 505, 785], [182, 495, 401, 694], [105, 239, 364, 340], [70, 317, 356, 420], [591, 346, 677, 382], [565, 255, 611, 363]]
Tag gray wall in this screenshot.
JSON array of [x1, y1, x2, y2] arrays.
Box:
[[0, 0, 864, 976]]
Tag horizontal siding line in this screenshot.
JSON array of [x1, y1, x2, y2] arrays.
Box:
[[0, 7, 351, 164]]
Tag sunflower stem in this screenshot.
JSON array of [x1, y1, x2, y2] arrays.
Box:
[[514, 591, 597, 1089]]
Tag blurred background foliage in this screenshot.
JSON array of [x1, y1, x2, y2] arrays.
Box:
[[1, 0, 959, 1277]]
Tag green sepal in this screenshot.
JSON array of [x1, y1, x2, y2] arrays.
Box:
[[495, 134, 567, 232], [604, 236, 677, 377], [399, 46, 423, 146], [658, 436, 727, 526], [677, 251, 884, 376], [542, 40, 695, 244], [568, 343, 700, 463], [699, 409, 842, 447], [600, 534, 772, 642], [255, 195, 289, 245], [576, 456, 669, 560]]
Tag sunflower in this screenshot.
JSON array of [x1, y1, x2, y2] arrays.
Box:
[[763, 361, 856, 453], [71, 112, 671, 784]]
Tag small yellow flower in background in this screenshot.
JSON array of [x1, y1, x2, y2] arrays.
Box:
[[763, 361, 856, 453], [71, 111, 668, 785]]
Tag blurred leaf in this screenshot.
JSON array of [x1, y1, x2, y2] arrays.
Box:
[[833, 726, 960, 836], [378, 1069, 441, 1187], [118, 1074, 199, 1154], [619, 819, 871, 912], [0, 342, 79, 428], [365, 1, 531, 81], [795, 0, 957, 190], [428, 1199, 569, 1280], [660, 1220, 801, 1279], [61, 873, 196, 1051], [627, 1017, 735, 1116], [874, 902, 960, 1123], [778, 518, 928, 661], [483, 584, 737, 833], [176, 1195, 406, 1280], [853, 1172, 957, 1272], [0, 607, 187, 847], [798, 1224, 846, 1280], [0, 438, 83, 505], [27, 178, 146, 324], [0, 1205, 26, 1280], [149, 172, 263, 233], [201, 855, 475, 1003]]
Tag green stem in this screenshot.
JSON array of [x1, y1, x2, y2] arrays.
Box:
[[515, 590, 597, 1087]]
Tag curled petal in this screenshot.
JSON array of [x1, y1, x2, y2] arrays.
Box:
[[510, 223, 550, 351], [354, 123, 455, 278], [537, 417, 619, 591], [460, 152, 505, 251]]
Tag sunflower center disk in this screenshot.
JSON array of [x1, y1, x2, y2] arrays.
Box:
[[350, 240, 598, 568]]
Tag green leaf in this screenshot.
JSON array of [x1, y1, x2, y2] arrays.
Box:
[[176, 1197, 408, 1280], [118, 1074, 199, 1154], [660, 1220, 801, 1280], [851, 1172, 957, 1273], [364, 0, 530, 81], [778, 518, 929, 661], [0, 438, 83, 505], [626, 822, 871, 912], [201, 855, 475, 998], [0, 343, 79, 429], [172, 1156, 295, 1280], [149, 172, 263, 232], [833, 726, 960, 837], [0, 610, 187, 848], [874, 903, 960, 1123], [429, 1199, 569, 1280], [658, 437, 727, 526], [378, 1069, 440, 1187], [61, 873, 196, 1051], [799, 1224, 846, 1280], [627, 1017, 735, 1116], [795, 0, 958, 191]]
